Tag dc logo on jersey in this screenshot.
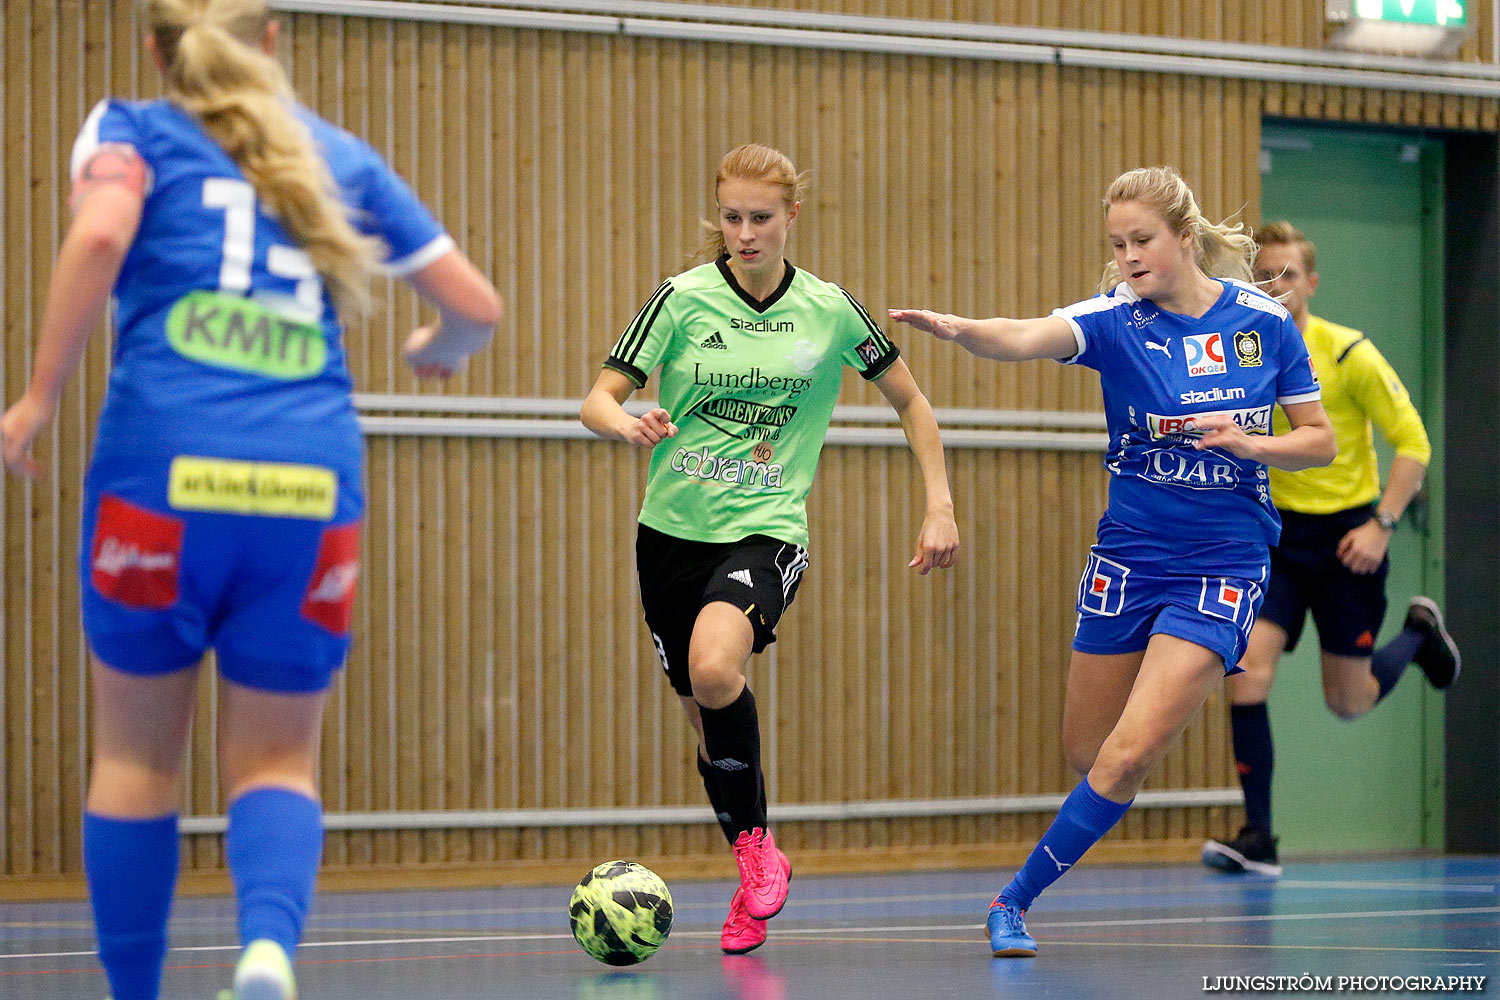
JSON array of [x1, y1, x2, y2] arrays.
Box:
[[1184, 333, 1226, 377], [1078, 552, 1129, 617]]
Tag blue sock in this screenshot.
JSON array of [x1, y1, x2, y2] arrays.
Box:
[[1000, 779, 1132, 911], [84, 812, 179, 1000], [1372, 627, 1423, 700], [226, 788, 323, 954], [1230, 703, 1274, 832]]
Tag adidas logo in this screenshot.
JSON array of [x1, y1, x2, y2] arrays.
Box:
[[700, 331, 728, 350], [728, 569, 753, 588]]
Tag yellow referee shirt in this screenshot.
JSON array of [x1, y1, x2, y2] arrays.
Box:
[[1269, 315, 1431, 515]]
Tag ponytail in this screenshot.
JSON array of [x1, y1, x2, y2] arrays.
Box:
[[146, 0, 381, 318]]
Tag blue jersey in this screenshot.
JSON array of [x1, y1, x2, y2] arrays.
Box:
[[1054, 280, 1321, 544], [71, 98, 453, 466]]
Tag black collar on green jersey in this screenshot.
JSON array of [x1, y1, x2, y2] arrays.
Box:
[[715, 254, 797, 314]]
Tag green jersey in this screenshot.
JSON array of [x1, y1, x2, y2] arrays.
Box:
[[605, 256, 899, 548]]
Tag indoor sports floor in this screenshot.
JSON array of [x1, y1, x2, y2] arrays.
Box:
[[3, 857, 1496, 999]]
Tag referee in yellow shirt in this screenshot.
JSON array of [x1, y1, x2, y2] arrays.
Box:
[[1202, 222, 1460, 877]]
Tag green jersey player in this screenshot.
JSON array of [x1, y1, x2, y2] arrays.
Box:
[[582, 143, 959, 955]]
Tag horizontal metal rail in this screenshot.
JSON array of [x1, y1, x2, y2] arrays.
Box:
[[271, 0, 1500, 98], [179, 786, 1240, 834], [354, 394, 1108, 448], [354, 393, 1108, 430], [356, 413, 1107, 450], [374, 0, 1500, 82]]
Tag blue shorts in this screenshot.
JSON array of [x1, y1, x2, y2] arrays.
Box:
[[1071, 515, 1270, 673], [80, 451, 363, 693]]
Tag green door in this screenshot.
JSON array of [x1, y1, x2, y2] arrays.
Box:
[[1258, 121, 1446, 853]]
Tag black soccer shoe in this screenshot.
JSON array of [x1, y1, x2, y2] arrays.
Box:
[[1406, 596, 1461, 690], [1202, 825, 1282, 877]]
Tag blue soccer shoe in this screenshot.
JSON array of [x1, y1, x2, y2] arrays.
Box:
[[987, 896, 1037, 957]]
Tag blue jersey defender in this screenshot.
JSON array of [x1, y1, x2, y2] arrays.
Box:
[[73, 98, 452, 692], [1055, 279, 1321, 671]]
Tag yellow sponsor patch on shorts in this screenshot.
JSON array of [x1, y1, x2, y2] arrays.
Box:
[[168, 456, 337, 520]]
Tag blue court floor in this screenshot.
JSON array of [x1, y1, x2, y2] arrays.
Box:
[[2, 857, 1496, 999]]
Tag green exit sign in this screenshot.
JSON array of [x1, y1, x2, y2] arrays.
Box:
[[1351, 0, 1466, 27], [1327, 0, 1471, 54]]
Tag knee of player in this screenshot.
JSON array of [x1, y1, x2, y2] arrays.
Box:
[[1062, 737, 1099, 776], [1230, 659, 1276, 700], [1089, 743, 1155, 796], [687, 658, 745, 706], [93, 754, 185, 788], [1324, 690, 1372, 722]]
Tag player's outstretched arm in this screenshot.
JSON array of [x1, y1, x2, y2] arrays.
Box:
[[888, 310, 1077, 362], [873, 358, 959, 575], [2, 179, 143, 479], [580, 368, 677, 448], [402, 250, 503, 379]]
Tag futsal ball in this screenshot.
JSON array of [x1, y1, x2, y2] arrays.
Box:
[[569, 860, 675, 966]]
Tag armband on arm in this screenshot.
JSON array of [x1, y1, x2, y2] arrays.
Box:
[[70, 143, 149, 210]]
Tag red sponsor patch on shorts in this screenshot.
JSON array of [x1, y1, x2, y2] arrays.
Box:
[[1355, 630, 1375, 650], [90, 494, 184, 610], [300, 521, 361, 635]]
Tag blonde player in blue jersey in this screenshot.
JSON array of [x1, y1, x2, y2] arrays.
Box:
[[582, 143, 959, 955], [0, 2, 501, 998], [893, 166, 1337, 957]]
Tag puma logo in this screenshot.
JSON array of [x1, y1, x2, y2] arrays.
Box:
[[1044, 845, 1072, 872], [1145, 340, 1171, 358]]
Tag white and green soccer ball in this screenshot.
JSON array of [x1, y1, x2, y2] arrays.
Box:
[[569, 861, 674, 966]]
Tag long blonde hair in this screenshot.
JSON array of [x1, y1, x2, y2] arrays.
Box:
[[696, 144, 809, 263], [1097, 166, 1257, 293], [145, 0, 381, 317]]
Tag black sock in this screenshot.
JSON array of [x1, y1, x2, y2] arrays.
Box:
[[696, 752, 738, 846], [1372, 628, 1423, 700], [698, 687, 767, 837], [1230, 703, 1274, 833]]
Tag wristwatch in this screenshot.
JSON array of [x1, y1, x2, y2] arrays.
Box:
[[1374, 510, 1399, 532]]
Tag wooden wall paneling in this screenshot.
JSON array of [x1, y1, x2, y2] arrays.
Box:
[[6, 0, 36, 879], [932, 50, 959, 847], [32, 0, 66, 880], [672, 0, 1500, 59], [1445, 94, 1464, 130], [557, 441, 587, 864], [495, 439, 525, 866], [511, 439, 540, 859], [1062, 68, 1093, 412], [444, 444, 474, 864], [359, 440, 393, 867]]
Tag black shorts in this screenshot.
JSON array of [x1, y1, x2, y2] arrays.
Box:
[[636, 523, 809, 697], [1259, 504, 1388, 657]]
